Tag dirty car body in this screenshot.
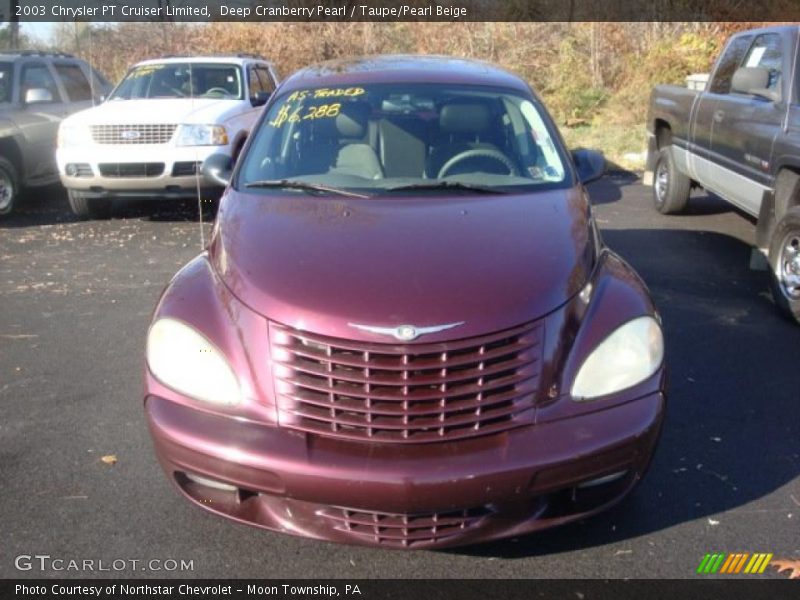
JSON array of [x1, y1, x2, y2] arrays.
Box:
[[144, 56, 666, 549]]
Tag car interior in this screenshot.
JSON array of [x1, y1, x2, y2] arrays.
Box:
[[243, 86, 568, 190]]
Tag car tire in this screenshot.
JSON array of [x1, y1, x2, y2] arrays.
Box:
[[0, 156, 20, 215], [67, 189, 112, 219], [652, 147, 691, 215], [769, 206, 800, 324]]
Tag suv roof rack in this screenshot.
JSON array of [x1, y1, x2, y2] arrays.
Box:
[[0, 50, 75, 58], [159, 53, 267, 60]]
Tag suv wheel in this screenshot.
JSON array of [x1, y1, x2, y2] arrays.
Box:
[[769, 206, 800, 324], [653, 147, 691, 215], [0, 157, 19, 215], [67, 189, 112, 219]]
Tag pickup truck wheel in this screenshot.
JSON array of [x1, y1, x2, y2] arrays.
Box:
[[769, 207, 800, 324], [67, 190, 112, 220], [653, 147, 691, 215], [0, 156, 19, 215]]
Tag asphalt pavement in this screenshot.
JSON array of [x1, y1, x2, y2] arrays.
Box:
[[1, 175, 798, 579]]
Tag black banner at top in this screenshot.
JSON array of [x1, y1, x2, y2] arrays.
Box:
[[0, 0, 799, 22]]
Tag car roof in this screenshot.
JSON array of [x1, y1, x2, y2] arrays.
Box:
[[281, 55, 531, 94], [0, 51, 81, 63], [135, 56, 271, 67]]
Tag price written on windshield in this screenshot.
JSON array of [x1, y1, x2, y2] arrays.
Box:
[[268, 87, 365, 128]]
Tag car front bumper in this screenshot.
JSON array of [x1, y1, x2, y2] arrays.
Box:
[[145, 390, 664, 549], [56, 144, 228, 198]]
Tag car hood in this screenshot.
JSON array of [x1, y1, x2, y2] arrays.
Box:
[[209, 187, 595, 342], [63, 98, 237, 126]]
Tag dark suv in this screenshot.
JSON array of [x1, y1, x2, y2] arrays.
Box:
[[0, 51, 111, 215]]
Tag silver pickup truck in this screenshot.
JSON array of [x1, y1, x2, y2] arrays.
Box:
[[0, 51, 110, 215], [645, 25, 800, 324]]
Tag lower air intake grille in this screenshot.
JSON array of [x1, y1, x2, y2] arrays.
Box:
[[98, 163, 165, 178], [318, 506, 491, 547], [172, 161, 202, 177]]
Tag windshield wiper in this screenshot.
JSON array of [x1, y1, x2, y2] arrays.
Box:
[[244, 179, 370, 199], [387, 181, 508, 194]]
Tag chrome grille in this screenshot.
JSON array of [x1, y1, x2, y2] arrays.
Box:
[[318, 506, 491, 547], [269, 320, 542, 443], [90, 124, 177, 145]]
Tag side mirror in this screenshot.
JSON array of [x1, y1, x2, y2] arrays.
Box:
[[202, 153, 234, 188], [572, 149, 605, 184], [24, 88, 53, 104], [251, 91, 271, 107], [731, 66, 779, 101]]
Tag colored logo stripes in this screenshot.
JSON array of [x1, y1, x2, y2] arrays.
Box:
[[697, 553, 773, 574]]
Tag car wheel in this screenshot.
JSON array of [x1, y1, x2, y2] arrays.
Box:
[[0, 156, 20, 215], [769, 207, 800, 324], [653, 147, 691, 215], [67, 189, 112, 219]]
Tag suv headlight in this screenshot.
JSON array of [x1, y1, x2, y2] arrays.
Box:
[[176, 124, 228, 146], [58, 124, 92, 148], [146, 318, 240, 406], [571, 316, 664, 400]]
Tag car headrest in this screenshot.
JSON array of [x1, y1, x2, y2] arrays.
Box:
[[336, 102, 371, 138], [439, 102, 491, 134]]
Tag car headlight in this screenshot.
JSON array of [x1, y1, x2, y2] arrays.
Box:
[[176, 124, 228, 146], [57, 123, 92, 148], [571, 316, 664, 400], [146, 318, 240, 406]]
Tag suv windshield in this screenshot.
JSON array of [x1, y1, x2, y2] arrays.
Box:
[[238, 83, 571, 194], [109, 63, 243, 100]]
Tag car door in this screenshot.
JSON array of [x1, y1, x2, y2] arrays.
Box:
[[15, 60, 66, 181], [685, 34, 753, 189], [707, 32, 784, 215]]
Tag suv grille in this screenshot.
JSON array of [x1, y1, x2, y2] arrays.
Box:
[[269, 320, 542, 443], [90, 124, 177, 145], [318, 506, 491, 547], [98, 162, 165, 178]]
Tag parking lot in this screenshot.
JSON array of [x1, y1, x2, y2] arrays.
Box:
[[1, 174, 798, 578]]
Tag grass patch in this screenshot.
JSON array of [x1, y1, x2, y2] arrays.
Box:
[[560, 123, 648, 173]]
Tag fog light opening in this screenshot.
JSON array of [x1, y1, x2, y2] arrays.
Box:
[[576, 470, 629, 490], [185, 472, 237, 492]]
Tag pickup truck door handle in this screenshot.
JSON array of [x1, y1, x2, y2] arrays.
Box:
[[713, 109, 725, 123]]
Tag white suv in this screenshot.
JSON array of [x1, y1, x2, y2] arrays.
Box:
[[57, 54, 278, 218]]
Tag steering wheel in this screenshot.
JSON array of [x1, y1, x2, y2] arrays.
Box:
[[437, 148, 518, 179], [203, 87, 232, 97]]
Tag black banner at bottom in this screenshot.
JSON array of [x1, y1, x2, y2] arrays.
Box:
[[3, 579, 798, 600]]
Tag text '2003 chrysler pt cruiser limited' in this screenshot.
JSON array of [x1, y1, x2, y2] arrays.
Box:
[[144, 56, 666, 549]]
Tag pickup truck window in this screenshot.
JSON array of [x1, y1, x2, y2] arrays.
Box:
[[54, 64, 92, 102], [20, 63, 61, 102], [0, 64, 12, 103], [709, 35, 753, 94], [742, 33, 783, 92]]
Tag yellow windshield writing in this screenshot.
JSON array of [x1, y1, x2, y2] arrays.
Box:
[[268, 87, 365, 128]]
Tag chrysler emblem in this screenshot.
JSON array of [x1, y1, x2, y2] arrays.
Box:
[[348, 321, 464, 341], [120, 130, 141, 140]]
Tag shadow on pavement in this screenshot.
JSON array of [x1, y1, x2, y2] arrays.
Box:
[[452, 226, 799, 558], [0, 185, 217, 228]]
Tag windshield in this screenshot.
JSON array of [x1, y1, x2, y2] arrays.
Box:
[[238, 83, 571, 194], [0, 64, 12, 103], [109, 63, 243, 100]]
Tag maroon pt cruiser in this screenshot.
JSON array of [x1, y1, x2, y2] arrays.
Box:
[[144, 56, 666, 549]]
